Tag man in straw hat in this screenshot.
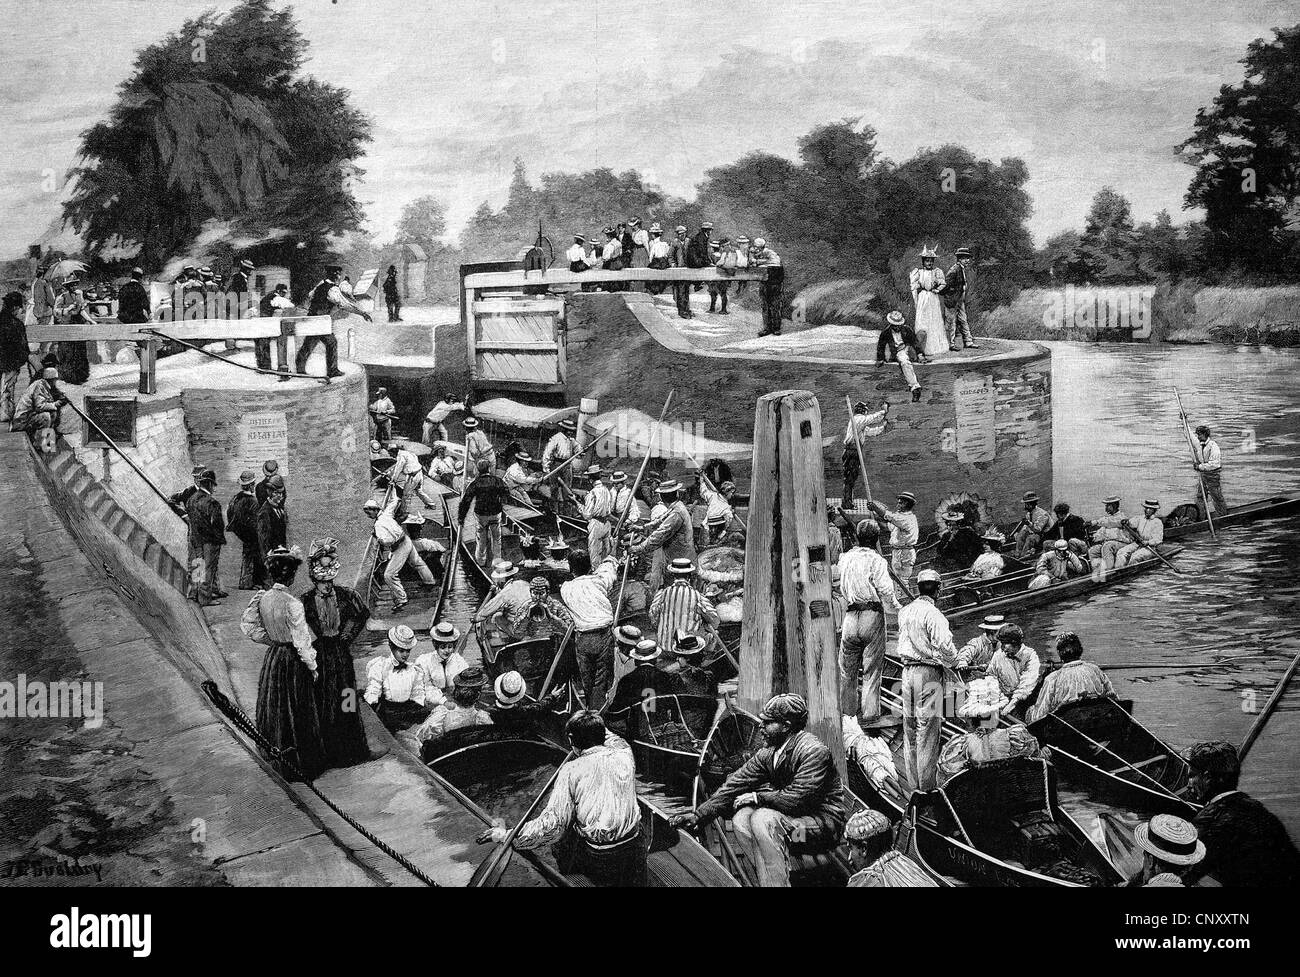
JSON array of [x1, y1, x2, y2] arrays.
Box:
[[226, 470, 264, 590], [1011, 490, 1052, 560], [674, 692, 847, 887], [241, 545, 327, 781], [417, 665, 492, 744], [1127, 814, 1205, 887], [937, 676, 1041, 784], [631, 478, 696, 594], [840, 400, 888, 506], [645, 222, 672, 294], [1028, 538, 1085, 590], [1115, 498, 1164, 567], [664, 631, 716, 702], [837, 519, 902, 725], [474, 560, 533, 649], [301, 537, 371, 766], [608, 469, 640, 527], [461, 415, 496, 473], [895, 568, 961, 791], [503, 448, 541, 503], [487, 669, 567, 727], [606, 636, 677, 740], [364, 624, 432, 728], [868, 490, 921, 582], [368, 386, 397, 443], [955, 614, 1008, 673], [580, 464, 615, 564], [942, 245, 978, 350], [414, 621, 469, 706], [541, 416, 580, 510], [1088, 494, 1130, 570], [649, 557, 719, 653], [481, 709, 646, 886], [875, 309, 925, 402], [559, 551, 621, 709], [1027, 631, 1115, 723]]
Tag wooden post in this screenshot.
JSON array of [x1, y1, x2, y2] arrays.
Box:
[[739, 389, 844, 777], [574, 397, 599, 474], [137, 339, 157, 395], [276, 320, 293, 380]]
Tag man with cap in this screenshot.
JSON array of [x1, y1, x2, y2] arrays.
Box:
[[542, 417, 580, 509], [649, 558, 720, 652], [474, 560, 535, 648], [256, 475, 289, 586], [9, 363, 66, 442], [580, 465, 615, 564], [417, 666, 492, 745], [631, 478, 697, 594], [1028, 538, 1085, 589], [296, 263, 371, 378], [674, 692, 847, 887], [967, 530, 1006, 579], [1044, 500, 1088, 549], [382, 264, 402, 322], [413, 621, 469, 706], [235, 486, 266, 567], [1126, 814, 1205, 886], [670, 225, 693, 318], [566, 233, 592, 273], [1012, 490, 1052, 559], [186, 468, 226, 606], [30, 263, 56, 327], [941, 246, 978, 350], [458, 457, 512, 567], [875, 309, 926, 402], [168, 464, 207, 518], [481, 709, 646, 886], [895, 568, 961, 791], [301, 537, 371, 766], [254, 460, 286, 506], [423, 391, 465, 446], [1088, 495, 1130, 570], [606, 635, 678, 740], [116, 266, 151, 325], [1115, 498, 1165, 568], [984, 623, 1042, 718], [1027, 632, 1115, 723], [645, 222, 672, 294], [868, 490, 921, 582], [750, 237, 784, 336], [226, 258, 253, 318], [559, 550, 621, 708], [1180, 740, 1300, 887], [462, 415, 496, 473], [1192, 424, 1227, 518], [956, 614, 1007, 673], [368, 386, 397, 443], [837, 519, 902, 724], [934, 510, 983, 573], [241, 544, 326, 780], [487, 670, 567, 728], [503, 448, 541, 504], [364, 625, 432, 728], [518, 575, 572, 641], [256, 283, 294, 370], [840, 400, 888, 506], [938, 677, 1040, 784]]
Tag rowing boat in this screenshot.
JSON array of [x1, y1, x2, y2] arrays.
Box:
[[1162, 493, 1300, 540], [422, 726, 738, 887]]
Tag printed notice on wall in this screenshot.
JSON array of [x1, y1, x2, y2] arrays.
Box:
[[236, 411, 289, 481], [952, 375, 996, 464]]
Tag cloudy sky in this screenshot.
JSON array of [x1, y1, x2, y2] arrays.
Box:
[[0, 0, 1294, 257]]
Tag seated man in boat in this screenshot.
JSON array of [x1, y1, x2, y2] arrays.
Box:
[[581, 465, 615, 564], [1127, 813, 1206, 887], [1088, 495, 1130, 570], [502, 449, 541, 503], [364, 625, 433, 729], [673, 693, 848, 888], [938, 677, 1041, 784], [414, 621, 469, 707], [605, 637, 678, 740], [966, 531, 1006, 580], [486, 670, 567, 728], [661, 631, 718, 736], [425, 443, 461, 488], [517, 575, 573, 641], [1115, 498, 1164, 568], [474, 561, 532, 648], [934, 510, 984, 573], [1044, 501, 1088, 548], [1012, 491, 1053, 559], [1027, 539, 1085, 590], [649, 557, 720, 653], [955, 614, 1008, 674], [1181, 740, 1300, 888], [1026, 632, 1115, 723], [480, 710, 646, 886], [417, 665, 492, 746], [983, 623, 1042, 719]]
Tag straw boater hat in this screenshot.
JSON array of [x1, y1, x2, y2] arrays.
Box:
[[615, 624, 643, 649], [1143, 498, 1160, 510], [657, 479, 683, 495], [462, 417, 480, 429], [559, 418, 577, 432], [675, 225, 687, 234], [1135, 814, 1205, 867], [431, 621, 460, 645], [958, 677, 1008, 719], [1022, 491, 1039, 504], [573, 234, 585, 243], [980, 530, 1005, 546], [942, 510, 964, 523], [240, 258, 254, 270], [701, 221, 714, 230], [307, 538, 341, 581], [514, 450, 533, 464], [494, 670, 527, 708], [454, 665, 488, 690], [954, 247, 971, 258], [586, 464, 603, 479], [628, 217, 641, 227], [674, 631, 707, 658], [916, 568, 942, 584], [387, 624, 417, 650], [736, 235, 750, 244], [1103, 495, 1121, 506], [978, 614, 1007, 633], [885, 310, 906, 327], [706, 514, 728, 530], [491, 561, 518, 584], [629, 638, 660, 663], [608, 470, 627, 484], [897, 490, 916, 504], [667, 558, 696, 577]]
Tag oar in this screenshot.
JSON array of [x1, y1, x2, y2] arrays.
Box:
[[1174, 387, 1216, 539], [612, 390, 675, 622], [1046, 712, 1182, 801], [1120, 523, 1185, 576], [471, 747, 573, 887], [1102, 653, 1267, 672], [538, 623, 576, 699], [1237, 647, 1300, 764], [844, 396, 915, 601]]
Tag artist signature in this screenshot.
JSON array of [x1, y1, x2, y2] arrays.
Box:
[[2, 858, 105, 882]]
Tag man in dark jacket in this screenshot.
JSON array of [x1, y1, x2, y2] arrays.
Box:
[[116, 268, 151, 324], [382, 265, 401, 322], [254, 459, 286, 506], [1044, 502, 1089, 549], [673, 692, 846, 886], [670, 225, 692, 319], [226, 259, 252, 319], [256, 475, 289, 584], [605, 637, 677, 741], [1181, 740, 1300, 888], [457, 458, 513, 566], [1, 290, 32, 423], [186, 469, 226, 606], [226, 470, 264, 590], [876, 309, 926, 402], [941, 246, 978, 350]]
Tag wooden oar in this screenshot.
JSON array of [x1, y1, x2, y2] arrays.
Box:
[[844, 397, 916, 602], [1174, 387, 1216, 539], [471, 747, 573, 887], [537, 424, 615, 482], [538, 623, 576, 698], [1120, 523, 1185, 576], [1237, 647, 1300, 764], [612, 390, 675, 622], [1103, 653, 1266, 672]]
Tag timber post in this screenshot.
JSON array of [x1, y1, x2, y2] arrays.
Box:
[[739, 389, 845, 777], [137, 338, 157, 395], [574, 397, 599, 473]]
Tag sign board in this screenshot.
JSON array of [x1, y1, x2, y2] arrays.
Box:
[[235, 411, 289, 482], [83, 396, 137, 447], [952, 374, 996, 464]]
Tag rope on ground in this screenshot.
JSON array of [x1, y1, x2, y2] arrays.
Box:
[[141, 328, 332, 383]]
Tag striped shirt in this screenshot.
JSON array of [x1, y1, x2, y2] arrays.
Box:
[[560, 559, 620, 631], [649, 580, 720, 648], [583, 480, 613, 519], [1027, 660, 1116, 723], [515, 732, 640, 849], [836, 547, 899, 613]]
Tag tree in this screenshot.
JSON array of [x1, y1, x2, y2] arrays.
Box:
[[63, 0, 371, 286], [1178, 23, 1300, 273], [396, 195, 449, 252]]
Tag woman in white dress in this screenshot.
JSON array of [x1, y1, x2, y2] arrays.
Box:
[[910, 246, 948, 356]]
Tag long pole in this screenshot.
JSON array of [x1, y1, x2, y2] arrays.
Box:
[[1238, 649, 1300, 764], [612, 391, 675, 623], [1174, 387, 1216, 539], [1121, 523, 1183, 575], [845, 396, 914, 600], [537, 426, 614, 482]]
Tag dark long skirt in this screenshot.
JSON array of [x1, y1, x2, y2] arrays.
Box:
[[56, 341, 90, 385], [256, 642, 327, 782], [314, 636, 370, 767]]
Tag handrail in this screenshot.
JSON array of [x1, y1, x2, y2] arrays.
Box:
[[142, 327, 331, 383], [59, 396, 184, 519]]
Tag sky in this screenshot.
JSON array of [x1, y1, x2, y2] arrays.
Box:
[[0, 0, 1295, 257]]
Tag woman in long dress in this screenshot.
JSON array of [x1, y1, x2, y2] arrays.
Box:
[[910, 247, 948, 357]]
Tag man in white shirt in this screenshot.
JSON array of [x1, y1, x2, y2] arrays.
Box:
[[840, 400, 888, 507], [983, 623, 1042, 718], [503, 449, 541, 504], [608, 470, 640, 526], [423, 393, 464, 446], [1088, 495, 1129, 570], [542, 418, 579, 508], [369, 386, 396, 443], [364, 625, 432, 727], [559, 551, 620, 708], [462, 416, 496, 473], [868, 489, 919, 583], [1193, 425, 1227, 517], [895, 568, 960, 791], [836, 520, 901, 724], [479, 710, 646, 886], [1116, 498, 1165, 567], [581, 465, 614, 564]]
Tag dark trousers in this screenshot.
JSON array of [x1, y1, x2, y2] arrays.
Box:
[[238, 539, 265, 590], [197, 542, 222, 604], [295, 334, 339, 375], [759, 282, 783, 335], [386, 297, 401, 322], [673, 283, 692, 318], [708, 281, 729, 311], [575, 627, 614, 709], [554, 825, 648, 886], [254, 338, 273, 371]]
